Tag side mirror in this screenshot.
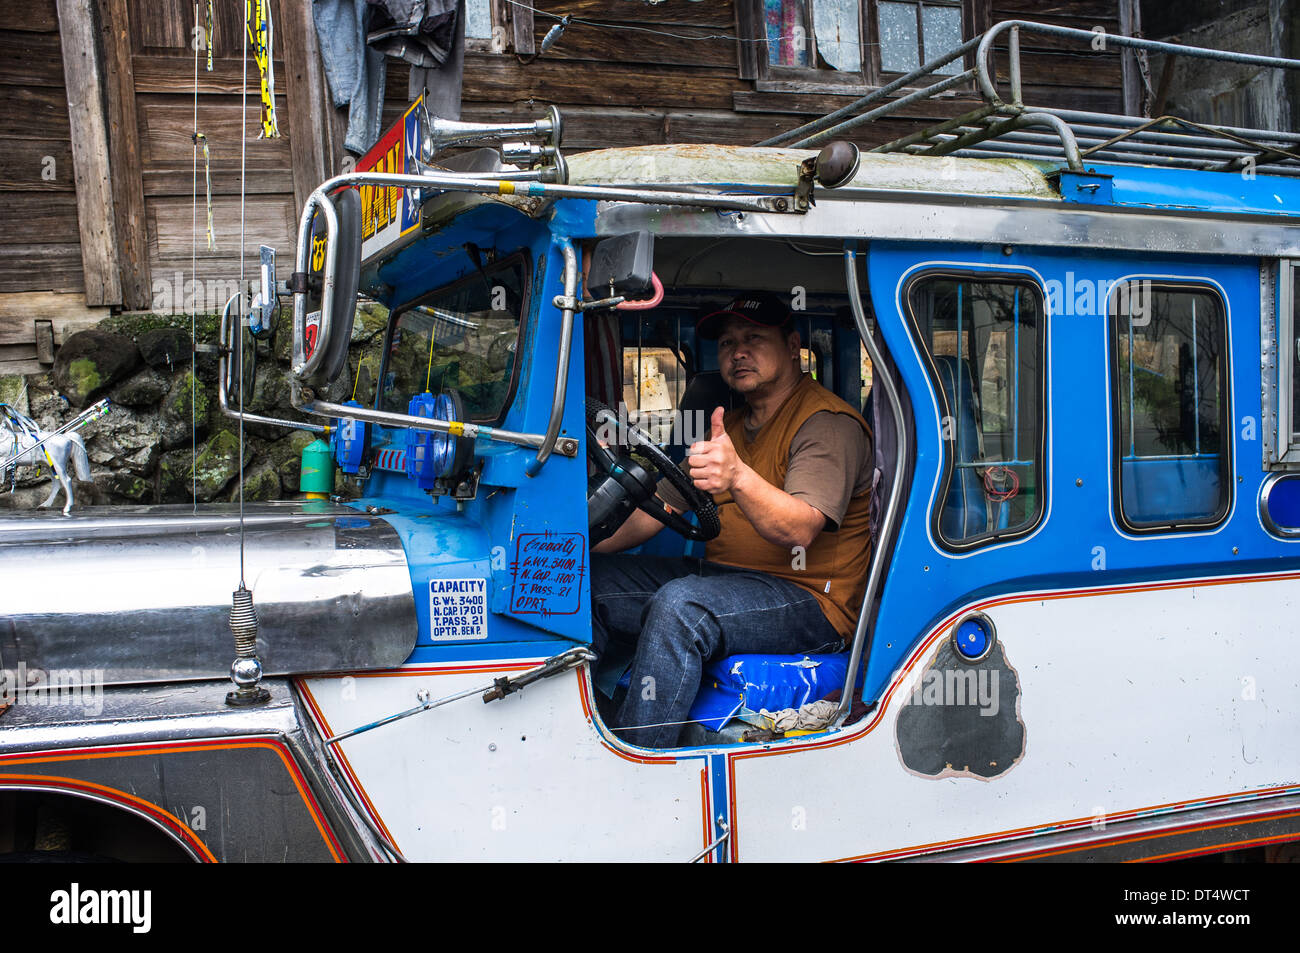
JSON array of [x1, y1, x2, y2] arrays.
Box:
[[587, 231, 654, 300], [295, 189, 362, 384]]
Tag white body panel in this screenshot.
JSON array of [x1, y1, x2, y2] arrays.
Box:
[[302, 573, 1300, 861]]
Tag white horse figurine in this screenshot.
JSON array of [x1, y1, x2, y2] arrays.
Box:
[[1, 403, 91, 516]]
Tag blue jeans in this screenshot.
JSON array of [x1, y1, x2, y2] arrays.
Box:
[[590, 554, 844, 748]]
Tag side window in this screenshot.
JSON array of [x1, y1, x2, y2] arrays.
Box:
[[1111, 285, 1230, 532], [1270, 260, 1300, 465], [908, 275, 1045, 549]]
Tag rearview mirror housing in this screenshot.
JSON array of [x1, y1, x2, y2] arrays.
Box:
[[587, 231, 654, 299]]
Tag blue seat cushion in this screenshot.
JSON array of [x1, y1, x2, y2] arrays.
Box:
[[687, 654, 849, 732]]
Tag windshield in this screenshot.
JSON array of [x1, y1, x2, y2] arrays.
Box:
[[379, 254, 529, 423]]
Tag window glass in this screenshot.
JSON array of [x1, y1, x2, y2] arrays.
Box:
[[347, 296, 390, 407], [921, 3, 962, 73], [812, 0, 861, 71], [381, 257, 528, 423], [623, 346, 686, 444], [465, 0, 493, 39], [910, 276, 1044, 546], [859, 340, 875, 410], [1113, 287, 1229, 529], [878, 1, 920, 73], [766, 0, 811, 67]]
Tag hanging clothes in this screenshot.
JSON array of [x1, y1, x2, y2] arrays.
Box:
[[311, 0, 387, 154], [372, 0, 466, 120]]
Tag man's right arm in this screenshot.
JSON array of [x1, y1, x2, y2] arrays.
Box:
[[593, 505, 668, 554]]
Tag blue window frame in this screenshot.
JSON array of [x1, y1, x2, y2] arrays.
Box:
[[1110, 283, 1231, 533], [907, 272, 1046, 550]]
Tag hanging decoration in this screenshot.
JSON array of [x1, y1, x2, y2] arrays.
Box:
[[206, 0, 214, 71], [246, 0, 280, 139], [193, 132, 216, 249]]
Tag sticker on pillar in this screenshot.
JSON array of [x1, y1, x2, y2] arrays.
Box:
[[304, 310, 322, 361], [510, 532, 586, 616], [429, 578, 488, 641]]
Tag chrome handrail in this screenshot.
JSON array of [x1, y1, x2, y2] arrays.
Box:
[[836, 245, 910, 726], [219, 293, 326, 434], [289, 171, 799, 385], [526, 239, 578, 477]]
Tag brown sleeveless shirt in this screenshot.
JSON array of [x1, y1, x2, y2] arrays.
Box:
[[704, 374, 873, 638]]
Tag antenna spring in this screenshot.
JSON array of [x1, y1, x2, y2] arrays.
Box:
[[229, 585, 259, 656], [225, 584, 270, 706]]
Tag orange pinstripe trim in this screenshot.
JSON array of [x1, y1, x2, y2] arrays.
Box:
[[574, 666, 678, 765], [989, 807, 1300, 863], [1131, 832, 1300, 863], [297, 681, 402, 851], [0, 773, 216, 861], [831, 785, 1300, 862], [0, 737, 343, 861], [699, 769, 711, 860], [727, 757, 740, 862]]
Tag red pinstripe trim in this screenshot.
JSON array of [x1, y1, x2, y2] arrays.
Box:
[[0, 737, 344, 862], [0, 774, 216, 861], [297, 682, 401, 850], [988, 806, 1300, 863]]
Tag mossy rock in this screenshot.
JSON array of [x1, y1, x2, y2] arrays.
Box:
[[53, 329, 141, 408], [232, 462, 282, 502], [0, 374, 28, 415], [103, 472, 153, 502], [158, 429, 243, 502], [111, 367, 171, 407], [100, 311, 222, 343], [163, 369, 209, 425]]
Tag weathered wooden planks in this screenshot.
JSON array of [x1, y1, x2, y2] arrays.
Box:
[[57, 0, 122, 306], [100, 0, 152, 309]]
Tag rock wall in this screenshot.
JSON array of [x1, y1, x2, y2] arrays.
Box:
[[0, 303, 387, 512]]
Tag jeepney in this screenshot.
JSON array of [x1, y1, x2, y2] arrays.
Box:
[[3, 21, 1300, 862]]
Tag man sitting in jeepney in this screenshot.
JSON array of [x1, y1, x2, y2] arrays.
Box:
[[591, 293, 874, 748]]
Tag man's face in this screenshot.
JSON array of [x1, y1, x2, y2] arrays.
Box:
[[715, 317, 800, 397]]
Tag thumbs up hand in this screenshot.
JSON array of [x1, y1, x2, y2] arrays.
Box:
[[686, 406, 748, 494]]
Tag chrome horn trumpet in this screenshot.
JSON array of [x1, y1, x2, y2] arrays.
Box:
[[421, 106, 566, 183]]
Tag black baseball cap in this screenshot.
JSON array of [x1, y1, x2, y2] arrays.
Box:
[[696, 292, 791, 340]]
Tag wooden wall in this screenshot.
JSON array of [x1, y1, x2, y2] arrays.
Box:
[[433, 0, 1128, 151], [0, 0, 1128, 377], [0, 0, 106, 374]]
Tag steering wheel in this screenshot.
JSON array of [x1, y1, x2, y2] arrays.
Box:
[[585, 398, 721, 546]]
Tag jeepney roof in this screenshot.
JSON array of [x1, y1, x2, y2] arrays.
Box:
[[565, 144, 1060, 201]]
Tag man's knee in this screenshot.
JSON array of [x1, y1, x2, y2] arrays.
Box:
[[639, 576, 720, 654]]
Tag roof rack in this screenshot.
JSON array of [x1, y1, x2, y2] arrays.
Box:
[[761, 19, 1300, 177]]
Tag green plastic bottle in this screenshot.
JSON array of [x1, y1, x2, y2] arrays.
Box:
[[299, 438, 334, 499]]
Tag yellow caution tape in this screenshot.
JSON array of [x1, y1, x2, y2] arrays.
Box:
[[205, 0, 214, 72], [246, 0, 279, 139]]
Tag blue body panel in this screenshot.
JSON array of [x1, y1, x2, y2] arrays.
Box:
[[350, 199, 599, 653], [1081, 162, 1300, 217], [861, 240, 1296, 703]]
